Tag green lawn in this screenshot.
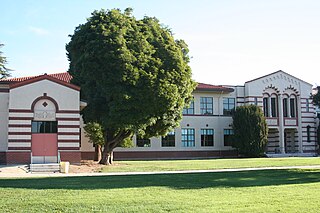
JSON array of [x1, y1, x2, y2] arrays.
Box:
[[1, 169, 320, 212], [101, 157, 320, 173]]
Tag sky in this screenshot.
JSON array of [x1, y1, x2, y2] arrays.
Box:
[[1, 0, 320, 86]]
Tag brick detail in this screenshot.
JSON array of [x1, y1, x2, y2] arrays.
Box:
[[81, 152, 95, 160], [6, 152, 31, 164], [78, 150, 238, 161], [0, 152, 6, 164], [60, 151, 81, 164]]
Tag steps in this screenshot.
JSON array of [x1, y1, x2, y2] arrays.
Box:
[[29, 163, 60, 173]]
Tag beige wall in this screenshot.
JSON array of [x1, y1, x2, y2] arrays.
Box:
[[0, 92, 9, 151]]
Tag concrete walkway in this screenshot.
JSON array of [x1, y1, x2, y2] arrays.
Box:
[[1, 164, 320, 178]]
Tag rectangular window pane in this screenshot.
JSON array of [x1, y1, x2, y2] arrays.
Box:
[[183, 100, 194, 115], [263, 97, 269, 117], [162, 131, 175, 147], [181, 128, 195, 147], [31, 121, 57, 133], [136, 135, 151, 147], [224, 129, 234, 146], [201, 129, 214, 146], [290, 98, 296, 117], [200, 97, 213, 115], [271, 97, 277, 117], [283, 98, 288, 117], [223, 98, 235, 116]]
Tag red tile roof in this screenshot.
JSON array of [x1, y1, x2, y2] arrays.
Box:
[[2, 72, 72, 83], [2, 72, 233, 93], [196, 83, 234, 92]]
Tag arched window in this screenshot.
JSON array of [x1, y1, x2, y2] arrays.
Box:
[[283, 95, 289, 117], [263, 96, 269, 117], [270, 94, 278, 117], [307, 125, 311, 142], [289, 95, 297, 118]]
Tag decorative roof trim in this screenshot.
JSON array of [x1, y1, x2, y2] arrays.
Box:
[[9, 74, 80, 91], [245, 70, 313, 86]]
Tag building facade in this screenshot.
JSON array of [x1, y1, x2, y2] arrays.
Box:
[[0, 70, 318, 164]]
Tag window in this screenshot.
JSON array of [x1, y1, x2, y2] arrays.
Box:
[[271, 97, 277, 117], [307, 126, 311, 142], [306, 99, 310, 112], [254, 97, 258, 106], [224, 129, 234, 146], [162, 131, 175, 147], [200, 97, 213, 115], [290, 98, 296, 118], [31, 121, 57, 133], [181, 128, 195, 147], [201, 129, 214, 146], [223, 98, 235, 116], [283, 98, 288, 117], [183, 99, 194, 115], [263, 97, 269, 117], [136, 136, 151, 147]]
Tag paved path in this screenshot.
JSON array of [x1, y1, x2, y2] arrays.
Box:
[[1, 164, 320, 178]]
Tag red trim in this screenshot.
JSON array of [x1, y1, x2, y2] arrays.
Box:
[[31, 95, 59, 112], [9, 117, 32, 120], [8, 147, 31, 150], [58, 147, 80, 150], [57, 110, 80, 114], [57, 132, 79, 135], [8, 132, 32, 135], [57, 117, 80, 121], [8, 139, 31, 142], [0, 88, 9, 92], [9, 74, 80, 91], [8, 124, 32, 128], [9, 109, 32, 113], [58, 125, 80, 128], [58, 140, 79, 143]]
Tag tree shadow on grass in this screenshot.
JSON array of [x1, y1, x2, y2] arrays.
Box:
[[0, 169, 319, 190]]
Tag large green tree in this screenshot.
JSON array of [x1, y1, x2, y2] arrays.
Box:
[[66, 8, 196, 164], [232, 105, 268, 157], [0, 43, 11, 79], [312, 87, 320, 146]]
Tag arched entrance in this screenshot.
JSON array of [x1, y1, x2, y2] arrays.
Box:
[[31, 97, 58, 163]]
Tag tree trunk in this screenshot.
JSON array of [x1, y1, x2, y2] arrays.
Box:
[[100, 146, 113, 165], [99, 129, 132, 165], [94, 144, 102, 162]]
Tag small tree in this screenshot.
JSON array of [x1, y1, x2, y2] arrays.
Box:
[[0, 43, 11, 79], [232, 105, 268, 157], [84, 122, 105, 162]]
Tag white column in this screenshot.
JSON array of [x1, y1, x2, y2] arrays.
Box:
[[278, 95, 285, 153], [297, 96, 303, 153], [268, 97, 272, 117]]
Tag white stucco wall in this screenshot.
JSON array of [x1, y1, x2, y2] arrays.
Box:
[[0, 92, 9, 151], [9, 80, 79, 111]]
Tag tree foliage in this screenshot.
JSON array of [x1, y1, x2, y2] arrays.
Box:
[[0, 43, 11, 79], [66, 8, 196, 164], [232, 105, 268, 157], [312, 86, 320, 108]]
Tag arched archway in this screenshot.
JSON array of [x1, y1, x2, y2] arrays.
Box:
[[31, 96, 59, 164]]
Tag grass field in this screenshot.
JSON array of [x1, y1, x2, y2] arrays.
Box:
[[101, 157, 320, 173], [1, 168, 320, 212]]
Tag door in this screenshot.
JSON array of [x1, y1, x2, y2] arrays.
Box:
[[31, 121, 58, 163]]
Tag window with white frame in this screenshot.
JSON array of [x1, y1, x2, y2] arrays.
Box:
[[200, 97, 213, 115], [183, 99, 194, 115], [290, 97, 296, 118], [270, 96, 278, 117], [162, 131, 175, 147], [136, 135, 151, 147], [224, 129, 234, 146], [283, 97, 288, 117], [223, 98, 235, 116], [201, 129, 214, 146], [263, 97, 269, 117], [181, 128, 195, 147]]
